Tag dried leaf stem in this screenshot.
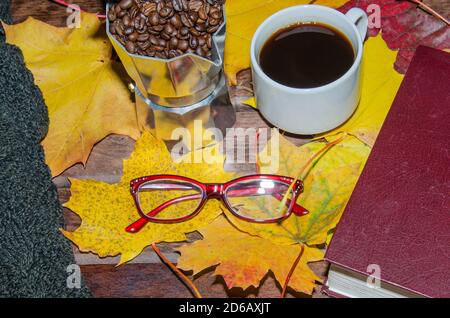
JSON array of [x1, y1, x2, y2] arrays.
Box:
[[281, 244, 305, 298], [277, 134, 346, 295], [409, 0, 450, 25], [151, 242, 203, 298], [277, 133, 347, 214]]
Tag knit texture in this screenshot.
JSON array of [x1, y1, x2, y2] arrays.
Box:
[[0, 0, 11, 41], [0, 0, 91, 297]]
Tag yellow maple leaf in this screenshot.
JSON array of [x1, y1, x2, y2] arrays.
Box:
[[62, 130, 235, 265], [3, 13, 148, 176], [224, 0, 349, 85], [177, 216, 324, 294], [224, 132, 370, 246], [244, 35, 404, 147]]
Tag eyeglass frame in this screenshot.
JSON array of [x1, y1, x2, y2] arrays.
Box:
[[127, 174, 308, 233]]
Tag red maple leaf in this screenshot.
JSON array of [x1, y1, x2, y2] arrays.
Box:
[[338, 0, 450, 73]]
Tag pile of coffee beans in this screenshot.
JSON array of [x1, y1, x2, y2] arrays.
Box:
[[108, 0, 224, 59]]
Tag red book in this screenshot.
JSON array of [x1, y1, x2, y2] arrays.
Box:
[[324, 46, 450, 298]]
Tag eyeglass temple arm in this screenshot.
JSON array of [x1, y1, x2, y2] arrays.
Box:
[[125, 193, 201, 233], [126, 187, 308, 234]]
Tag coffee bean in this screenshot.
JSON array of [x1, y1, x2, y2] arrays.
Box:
[[109, 22, 116, 34], [108, 9, 116, 22], [158, 38, 167, 47], [189, 27, 200, 36], [160, 7, 172, 18], [142, 2, 157, 16], [155, 52, 166, 59], [128, 32, 139, 42], [148, 28, 160, 35], [129, 6, 139, 18], [177, 27, 190, 39], [210, 10, 222, 20], [164, 24, 175, 34], [137, 33, 150, 42], [178, 39, 189, 51], [208, 17, 220, 26], [138, 41, 150, 50], [156, 1, 165, 14], [189, 11, 199, 23], [198, 6, 207, 20], [137, 26, 147, 34], [134, 17, 145, 30], [196, 46, 206, 57], [170, 14, 182, 28], [149, 12, 160, 26], [161, 32, 171, 41], [195, 22, 206, 32], [123, 15, 131, 26], [172, 0, 183, 12], [181, 0, 189, 11], [207, 24, 219, 34], [125, 41, 136, 53], [198, 36, 206, 47], [189, 1, 203, 12], [124, 26, 135, 35], [119, 0, 133, 10], [150, 35, 159, 45], [110, 0, 224, 60], [177, 34, 189, 40], [115, 22, 124, 36], [180, 13, 193, 27], [168, 49, 178, 58], [117, 36, 126, 45], [169, 37, 178, 49], [180, 26, 189, 36], [189, 36, 199, 49], [203, 3, 210, 15]]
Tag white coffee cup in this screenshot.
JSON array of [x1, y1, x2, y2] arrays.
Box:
[[250, 5, 368, 135]]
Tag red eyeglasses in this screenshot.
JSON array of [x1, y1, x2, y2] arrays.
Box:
[[126, 174, 308, 233]]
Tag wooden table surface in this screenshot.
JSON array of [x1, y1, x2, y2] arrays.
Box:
[[9, 0, 449, 298]]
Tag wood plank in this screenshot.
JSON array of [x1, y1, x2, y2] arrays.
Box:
[[81, 262, 329, 298], [11, 0, 105, 26]]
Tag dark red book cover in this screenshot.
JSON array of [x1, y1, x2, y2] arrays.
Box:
[[325, 46, 450, 298]]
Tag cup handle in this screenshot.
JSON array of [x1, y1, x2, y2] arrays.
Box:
[[345, 8, 368, 42]]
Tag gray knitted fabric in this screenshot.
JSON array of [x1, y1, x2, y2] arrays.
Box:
[[0, 0, 11, 23], [0, 0, 10, 41], [0, 0, 91, 297]]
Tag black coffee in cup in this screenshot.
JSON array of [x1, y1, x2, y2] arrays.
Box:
[[259, 22, 354, 89]]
